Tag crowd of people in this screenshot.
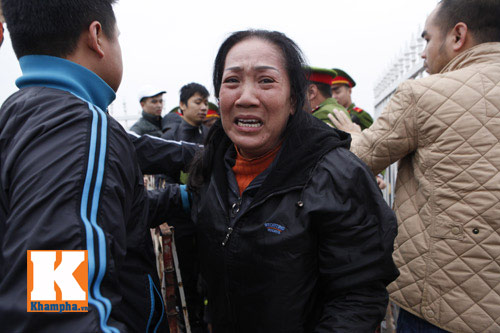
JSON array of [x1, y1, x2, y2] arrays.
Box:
[[0, 0, 499, 332]]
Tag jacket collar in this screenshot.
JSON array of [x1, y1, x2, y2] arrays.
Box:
[[141, 110, 162, 125], [209, 110, 351, 207], [180, 118, 202, 130], [318, 98, 337, 108], [16, 55, 116, 112], [311, 98, 338, 113], [441, 42, 500, 74]]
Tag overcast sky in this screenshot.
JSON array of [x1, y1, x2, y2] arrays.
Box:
[[0, 0, 438, 127]]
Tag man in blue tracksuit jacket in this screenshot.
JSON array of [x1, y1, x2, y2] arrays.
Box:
[[0, 1, 192, 331]]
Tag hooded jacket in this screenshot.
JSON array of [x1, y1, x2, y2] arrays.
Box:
[[350, 42, 500, 332], [191, 110, 399, 332]]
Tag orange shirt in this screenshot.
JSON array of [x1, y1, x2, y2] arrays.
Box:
[[232, 144, 282, 196]]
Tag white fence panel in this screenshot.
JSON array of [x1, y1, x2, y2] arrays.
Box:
[[373, 29, 427, 207]]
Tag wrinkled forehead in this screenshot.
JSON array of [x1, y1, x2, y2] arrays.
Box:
[[225, 37, 285, 70]]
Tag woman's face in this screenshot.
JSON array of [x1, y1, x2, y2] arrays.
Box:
[[219, 37, 294, 158]]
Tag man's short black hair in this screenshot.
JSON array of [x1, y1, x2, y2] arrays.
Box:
[[2, 0, 117, 59], [179, 83, 209, 105], [311, 82, 333, 99], [437, 0, 500, 43]]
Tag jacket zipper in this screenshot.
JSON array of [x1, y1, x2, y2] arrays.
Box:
[[222, 197, 241, 247], [219, 186, 303, 331], [221, 226, 233, 247], [221, 188, 302, 247], [211, 179, 238, 329], [221, 216, 237, 331]]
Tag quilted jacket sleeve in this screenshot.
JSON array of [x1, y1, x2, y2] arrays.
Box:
[[350, 81, 419, 175], [309, 148, 399, 332]]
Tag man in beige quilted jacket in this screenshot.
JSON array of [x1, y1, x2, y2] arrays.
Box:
[[331, 0, 500, 332]]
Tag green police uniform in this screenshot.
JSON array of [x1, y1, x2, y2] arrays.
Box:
[[307, 67, 350, 127], [347, 103, 373, 130], [331, 68, 374, 130], [311, 98, 350, 127]]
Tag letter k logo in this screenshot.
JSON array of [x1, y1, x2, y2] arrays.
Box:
[[27, 250, 88, 311]]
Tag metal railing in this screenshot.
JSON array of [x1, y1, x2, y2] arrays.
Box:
[[374, 28, 427, 118], [374, 29, 427, 208]]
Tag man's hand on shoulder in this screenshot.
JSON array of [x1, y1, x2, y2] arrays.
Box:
[[328, 110, 362, 134]]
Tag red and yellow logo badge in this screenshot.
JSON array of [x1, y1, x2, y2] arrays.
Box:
[[27, 250, 88, 312]]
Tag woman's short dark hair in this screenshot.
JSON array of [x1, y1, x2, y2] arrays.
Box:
[[179, 82, 209, 105], [213, 29, 309, 114], [437, 0, 500, 43], [2, 0, 117, 59]]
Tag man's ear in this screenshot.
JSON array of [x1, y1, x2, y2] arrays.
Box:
[[87, 21, 105, 58], [451, 22, 468, 52], [307, 84, 317, 100], [179, 101, 186, 114]]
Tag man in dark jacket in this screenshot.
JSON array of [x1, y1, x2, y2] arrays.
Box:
[[162, 82, 209, 144], [130, 85, 166, 137], [162, 82, 210, 332], [0, 1, 188, 331]]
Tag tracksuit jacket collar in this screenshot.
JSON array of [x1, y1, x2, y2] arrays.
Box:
[[16, 55, 116, 112]]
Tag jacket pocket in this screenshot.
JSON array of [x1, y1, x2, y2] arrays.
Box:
[[430, 216, 463, 240]]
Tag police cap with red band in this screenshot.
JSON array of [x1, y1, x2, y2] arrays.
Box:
[[306, 67, 338, 85], [331, 68, 356, 88], [206, 102, 220, 118]]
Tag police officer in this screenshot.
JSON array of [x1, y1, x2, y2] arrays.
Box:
[[306, 67, 350, 127], [331, 68, 374, 130]]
